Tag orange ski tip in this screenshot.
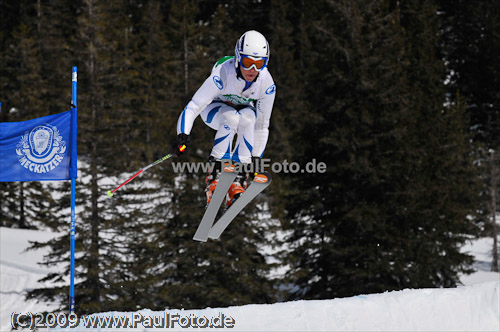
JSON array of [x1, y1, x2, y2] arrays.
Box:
[[179, 145, 186, 152], [223, 165, 235, 172], [254, 173, 269, 183]]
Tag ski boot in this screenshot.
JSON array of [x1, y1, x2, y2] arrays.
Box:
[[205, 156, 221, 206], [205, 174, 219, 205], [225, 172, 249, 209]]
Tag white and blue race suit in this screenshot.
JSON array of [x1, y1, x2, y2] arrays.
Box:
[[176, 56, 276, 164]]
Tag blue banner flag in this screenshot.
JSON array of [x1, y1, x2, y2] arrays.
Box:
[[0, 109, 77, 181]]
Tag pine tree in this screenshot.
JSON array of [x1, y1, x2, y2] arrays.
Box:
[[26, 0, 156, 314], [438, 0, 500, 271], [439, 0, 500, 149], [264, 0, 308, 226], [26, 0, 106, 313], [100, 0, 180, 311], [393, 0, 484, 287], [35, 0, 78, 113], [0, 1, 60, 230], [282, 0, 483, 300]]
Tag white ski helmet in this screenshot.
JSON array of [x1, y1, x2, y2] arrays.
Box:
[[234, 30, 270, 71]]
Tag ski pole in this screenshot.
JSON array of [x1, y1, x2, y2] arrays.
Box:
[[107, 145, 186, 197]]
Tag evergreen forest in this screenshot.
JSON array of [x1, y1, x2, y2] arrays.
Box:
[[0, 0, 499, 314]]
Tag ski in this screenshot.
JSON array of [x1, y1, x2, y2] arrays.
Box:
[[208, 172, 272, 240], [193, 164, 237, 242]]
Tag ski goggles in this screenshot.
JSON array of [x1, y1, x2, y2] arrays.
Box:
[[239, 55, 268, 71]]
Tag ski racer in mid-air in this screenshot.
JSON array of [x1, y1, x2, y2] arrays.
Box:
[[171, 30, 276, 209]]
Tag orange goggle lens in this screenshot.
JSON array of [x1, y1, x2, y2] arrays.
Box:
[[240, 57, 267, 70]]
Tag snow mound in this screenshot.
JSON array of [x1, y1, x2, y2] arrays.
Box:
[[2, 227, 499, 331], [60, 281, 499, 331]]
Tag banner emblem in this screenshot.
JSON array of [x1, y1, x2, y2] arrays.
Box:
[[16, 124, 67, 174]]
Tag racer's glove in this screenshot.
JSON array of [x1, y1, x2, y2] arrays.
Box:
[[172, 133, 189, 157]]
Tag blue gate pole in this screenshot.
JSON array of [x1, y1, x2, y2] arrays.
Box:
[[70, 66, 77, 314]]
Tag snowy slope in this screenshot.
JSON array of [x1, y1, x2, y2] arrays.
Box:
[[1, 226, 499, 331], [58, 282, 500, 331], [0, 227, 63, 331]]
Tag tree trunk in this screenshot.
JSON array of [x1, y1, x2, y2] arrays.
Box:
[[86, 0, 101, 309], [491, 151, 499, 272]]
